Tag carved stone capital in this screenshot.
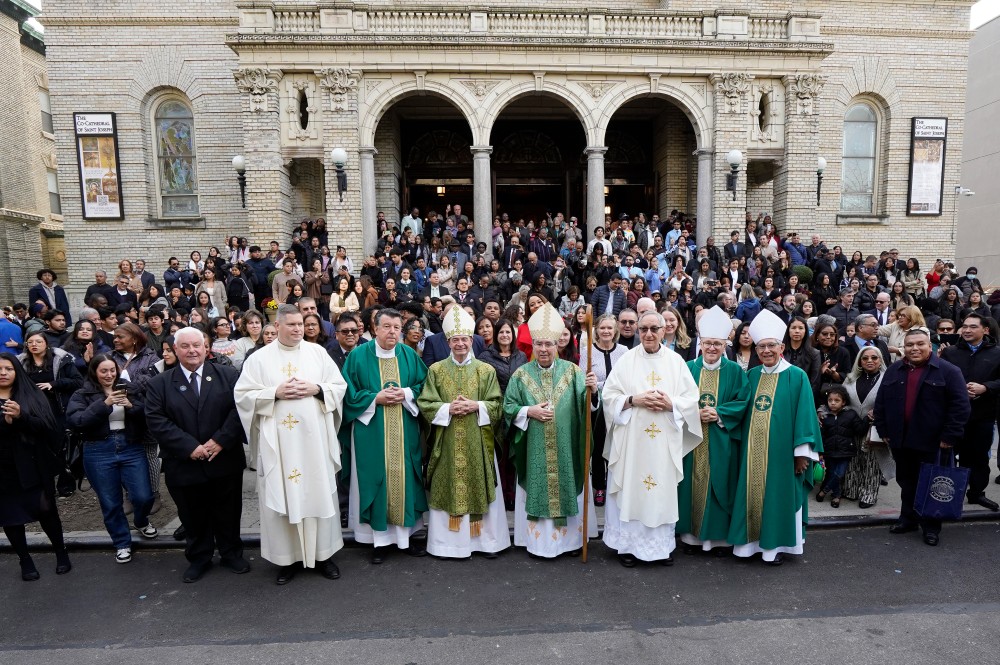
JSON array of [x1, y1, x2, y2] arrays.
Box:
[[784, 73, 827, 115], [456, 79, 502, 100], [711, 73, 754, 114], [234, 67, 282, 113], [317, 67, 361, 112]]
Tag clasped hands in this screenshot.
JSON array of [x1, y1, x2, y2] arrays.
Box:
[[449, 395, 480, 416], [276, 376, 320, 400], [375, 385, 407, 406], [190, 438, 223, 462], [527, 401, 555, 423], [633, 389, 673, 412], [699, 405, 718, 423]]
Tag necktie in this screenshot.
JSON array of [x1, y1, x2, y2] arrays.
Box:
[[866, 340, 873, 347], [189, 371, 200, 398]]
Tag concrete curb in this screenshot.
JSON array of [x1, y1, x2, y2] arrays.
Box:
[[6, 512, 999, 553]]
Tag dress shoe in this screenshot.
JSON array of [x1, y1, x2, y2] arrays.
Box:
[[995, 475, 1000, 485], [858, 501, 875, 509], [567, 548, 582, 557], [20, 557, 40, 582], [480, 551, 498, 560], [406, 543, 428, 557], [172, 524, 187, 541], [969, 495, 1000, 512], [617, 553, 637, 568], [660, 555, 675, 567], [682, 543, 700, 555], [220, 556, 251, 574], [55, 549, 72, 575], [318, 558, 341, 580], [183, 561, 213, 583], [764, 553, 785, 566], [888, 521, 919, 534], [923, 532, 939, 546], [371, 547, 388, 565], [275, 564, 299, 585]]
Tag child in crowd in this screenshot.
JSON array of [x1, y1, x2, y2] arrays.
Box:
[[816, 386, 867, 508]]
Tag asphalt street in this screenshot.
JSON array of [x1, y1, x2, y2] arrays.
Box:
[[2, 522, 1000, 664]]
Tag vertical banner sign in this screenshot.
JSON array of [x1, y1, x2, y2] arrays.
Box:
[[74, 112, 124, 220], [906, 117, 947, 216]]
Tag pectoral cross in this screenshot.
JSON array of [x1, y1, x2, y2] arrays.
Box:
[[281, 362, 298, 379], [642, 474, 657, 491], [287, 469, 302, 484], [644, 423, 662, 439], [646, 370, 662, 387], [280, 413, 300, 430]]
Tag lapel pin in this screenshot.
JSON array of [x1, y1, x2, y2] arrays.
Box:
[[179, 385, 187, 392], [205, 376, 212, 382]]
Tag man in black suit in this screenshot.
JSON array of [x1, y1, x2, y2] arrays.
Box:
[[591, 273, 626, 317], [500, 235, 524, 271], [85, 270, 116, 306], [846, 313, 892, 366], [724, 230, 746, 262], [145, 327, 249, 583], [108, 274, 139, 309], [133, 259, 156, 292], [418, 270, 449, 301], [865, 293, 893, 327], [384, 249, 411, 284]]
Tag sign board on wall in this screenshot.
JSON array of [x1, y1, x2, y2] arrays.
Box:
[[73, 112, 124, 220], [906, 117, 947, 216]]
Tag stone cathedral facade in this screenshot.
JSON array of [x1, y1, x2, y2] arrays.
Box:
[[39, 1, 973, 305]]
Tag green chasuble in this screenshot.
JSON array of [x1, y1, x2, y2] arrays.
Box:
[[502, 358, 588, 523], [417, 358, 503, 521], [342, 341, 428, 531], [678, 357, 750, 541], [728, 363, 823, 550]]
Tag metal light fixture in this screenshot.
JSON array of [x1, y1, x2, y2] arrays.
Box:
[[816, 156, 826, 206], [603, 186, 610, 196], [725, 149, 743, 201], [232, 155, 247, 208], [331, 147, 348, 202], [436, 185, 446, 196], [603, 205, 611, 215]]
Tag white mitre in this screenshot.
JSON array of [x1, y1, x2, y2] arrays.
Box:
[[697, 306, 733, 341], [748, 309, 787, 344], [443, 305, 476, 339], [527, 303, 565, 342]]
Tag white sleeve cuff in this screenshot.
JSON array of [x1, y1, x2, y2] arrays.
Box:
[[794, 443, 820, 461], [612, 395, 632, 425], [402, 388, 419, 417], [476, 402, 490, 426], [514, 406, 530, 431], [432, 403, 452, 426], [357, 399, 377, 426]]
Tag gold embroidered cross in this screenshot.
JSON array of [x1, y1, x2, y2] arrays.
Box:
[[281, 362, 298, 379], [700, 394, 717, 408], [642, 474, 657, 491], [646, 370, 662, 387], [280, 413, 300, 430], [644, 422, 662, 439], [755, 395, 772, 411], [287, 469, 302, 484]]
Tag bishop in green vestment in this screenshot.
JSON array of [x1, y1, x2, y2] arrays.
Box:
[[418, 306, 509, 558], [728, 310, 822, 565], [502, 303, 598, 558], [679, 307, 750, 552], [342, 308, 428, 559]]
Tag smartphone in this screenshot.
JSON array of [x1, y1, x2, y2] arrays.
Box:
[[113, 382, 128, 395], [938, 334, 960, 345]]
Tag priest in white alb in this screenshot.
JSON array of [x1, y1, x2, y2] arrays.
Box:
[[601, 310, 703, 567], [235, 304, 348, 585]]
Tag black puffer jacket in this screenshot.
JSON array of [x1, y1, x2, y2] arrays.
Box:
[[819, 408, 868, 458]]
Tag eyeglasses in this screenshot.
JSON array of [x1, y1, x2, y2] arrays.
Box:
[[638, 326, 663, 335], [619, 320, 637, 326], [215, 322, 230, 328], [337, 328, 359, 335], [757, 342, 781, 350]]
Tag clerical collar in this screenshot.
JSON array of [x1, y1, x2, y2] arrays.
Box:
[[450, 352, 475, 366], [277, 341, 299, 351], [640, 345, 664, 358], [702, 357, 722, 370], [761, 358, 790, 374], [374, 341, 396, 358]]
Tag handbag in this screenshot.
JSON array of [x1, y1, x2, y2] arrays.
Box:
[[914, 448, 969, 521]]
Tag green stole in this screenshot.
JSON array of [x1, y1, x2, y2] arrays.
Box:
[[745, 372, 778, 542]]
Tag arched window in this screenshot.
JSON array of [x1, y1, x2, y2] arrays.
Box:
[[840, 103, 878, 213], [153, 97, 199, 217]]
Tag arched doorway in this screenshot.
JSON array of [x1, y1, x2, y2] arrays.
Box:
[[372, 94, 474, 232], [488, 95, 587, 224], [603, 97, 698, 226]]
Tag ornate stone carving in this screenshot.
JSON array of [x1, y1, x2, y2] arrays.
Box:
[[317, 67, 361, 112], [572, 80, 620, 100], [713, 73, 753, 114], [786, 73, 827, 115], [234, 67, 281, 113], [457, 79, 502, 99], [751, 84, 779, 143]]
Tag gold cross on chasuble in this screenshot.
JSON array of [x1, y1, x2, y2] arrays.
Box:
[[287, 469, 302, 484], [378, 355, 406, 525], [280, 413, 299, 430], [280, 362, 298, 379], [642, 474, 657, 491], [691, 368, 719, 537], [646, 370, 662, 387], [644, 423, 662, 439], [746, 372, 779, 542]]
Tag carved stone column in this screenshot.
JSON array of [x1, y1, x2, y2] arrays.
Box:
[[585, 146, 607, 234], [710, 73, 753, 242], [695, 150, 714, 248], [233, 67, 288, 243], [773, 74, 826, 234], [359, 146, 378, 258], [471, 145, 493, 252]]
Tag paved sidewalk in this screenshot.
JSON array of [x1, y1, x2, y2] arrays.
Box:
[[6, 441, 999, 550]]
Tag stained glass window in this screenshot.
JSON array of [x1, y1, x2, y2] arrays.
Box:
[[841, 103, 878, 213], [155, 99, 199, 217]]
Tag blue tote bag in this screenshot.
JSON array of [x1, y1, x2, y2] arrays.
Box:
[[914, 449, 969, 521]]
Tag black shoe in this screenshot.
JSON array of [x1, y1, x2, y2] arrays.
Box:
[[923, 532, 939, 546], [340, 514, 348, 529], [661, 555, 675, 567], [995, 475, 1000, 485], [183, 561, 213, 583], [275, 564, 299, 585], [889, 521, 919, 534], [858, 501, 875, 509], [480, 551, 498, 560], [567, 548, 582, 557], [172, 524, 187, 541], [371, 547, 388, 565], [880, 477, 889, 486], [20, 558, 39, 582], [57, 488, 75, 499], [318, 558, 341, 580], [969, 495, 1000, 512], [220, 556, 251, 574], [618, 553, 637, 568], [682, 543, 700, 555], [406, 543, 428, 557], [55, 549, 72, 575], [765, 553, 785, 566]]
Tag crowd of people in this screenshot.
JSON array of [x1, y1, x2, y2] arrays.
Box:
[[2, 207, 998, 583]]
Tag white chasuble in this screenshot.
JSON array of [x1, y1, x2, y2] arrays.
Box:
[[601, 345, 702, 529], [235, 341, 348, 566]]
